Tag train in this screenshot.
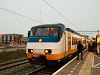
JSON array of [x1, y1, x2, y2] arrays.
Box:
[[26, 23, 88, 65], [96, 35, 100, 54]]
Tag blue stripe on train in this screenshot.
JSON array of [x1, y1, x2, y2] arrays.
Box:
[[28, 36, 59, 42]]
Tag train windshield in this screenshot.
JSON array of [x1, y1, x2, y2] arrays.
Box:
[[30, 28, 58, 37], [35, 28, 49, 36]]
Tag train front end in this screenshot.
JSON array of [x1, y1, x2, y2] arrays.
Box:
[[26, 24, 64, 65]]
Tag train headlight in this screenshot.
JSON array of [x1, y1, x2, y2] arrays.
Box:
[[31, 49, 34, 53], [44, 49, 52, 54], [39, 38, 42, 42], [28, 49, 34, 53], [44, 49, 48, 54]]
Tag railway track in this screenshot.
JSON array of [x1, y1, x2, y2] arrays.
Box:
[[0, 58, 28, 71], [27, 65, 46, 75], [27, 65, 58, 75]]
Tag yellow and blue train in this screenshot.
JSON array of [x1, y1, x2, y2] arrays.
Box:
[[26, 23, 88, 65]]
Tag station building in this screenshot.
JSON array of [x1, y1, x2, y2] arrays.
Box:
[[0, 34, 27, 46]]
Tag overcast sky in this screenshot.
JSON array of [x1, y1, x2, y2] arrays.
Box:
[[0, 0, 100, 38]]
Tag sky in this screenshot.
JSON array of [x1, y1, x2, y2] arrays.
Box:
[[0, 0, 100, 39]]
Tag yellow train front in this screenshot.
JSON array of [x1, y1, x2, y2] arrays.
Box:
[[26, 23, 85, 65]]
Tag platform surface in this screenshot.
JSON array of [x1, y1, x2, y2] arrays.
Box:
[[53, 51, 100, 75]]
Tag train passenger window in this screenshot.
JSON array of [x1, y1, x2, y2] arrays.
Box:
[[72, 37, 77, 45], [50, 28, 58, 36], [35, 28, 49, 36]]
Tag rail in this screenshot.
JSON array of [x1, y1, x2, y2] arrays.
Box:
[[0, 58, 28, 71]]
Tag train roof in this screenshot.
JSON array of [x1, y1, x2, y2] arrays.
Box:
[[31, 23, 65, 29], [66, 28, 81, 36]]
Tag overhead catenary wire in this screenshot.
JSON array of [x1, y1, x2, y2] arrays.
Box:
[[23, 0, 41, 14], [42, 0, 79, 30], [62, 0, 82, 30], [23, 0, 43, 23], [23, 0, 52, 23], [0, 7, 43, 24]]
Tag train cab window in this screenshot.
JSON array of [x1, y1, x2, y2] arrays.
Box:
[[30, 28, 35, 36], [50, 28, 58, 36], [35, 28, 49, 36]]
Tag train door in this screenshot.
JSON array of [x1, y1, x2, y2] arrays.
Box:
[[64, 32, 66, 56], [68, 32, 71, 54]]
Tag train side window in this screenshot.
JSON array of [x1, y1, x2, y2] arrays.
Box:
[[72, 37, 77, 45]]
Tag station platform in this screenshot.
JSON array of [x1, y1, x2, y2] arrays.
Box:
[[52, 50, 100, 75]]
